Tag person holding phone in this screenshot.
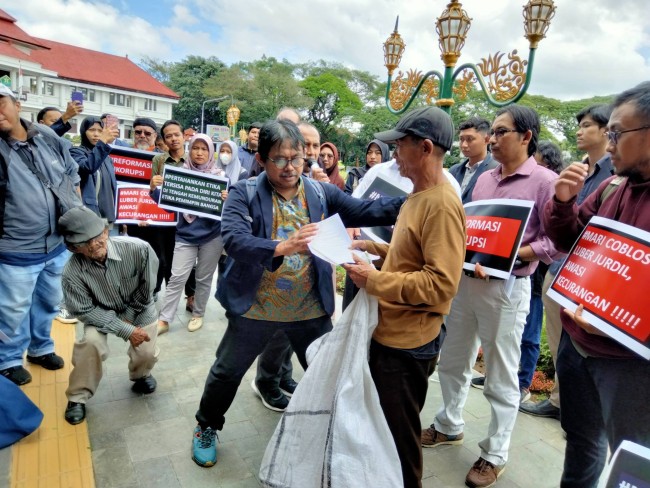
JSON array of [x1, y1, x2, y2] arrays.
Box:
[[37, 100, 84, 137], [69, 116, 119, 227]]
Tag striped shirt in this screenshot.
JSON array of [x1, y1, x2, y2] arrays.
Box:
[[62, 236, 159, 340]]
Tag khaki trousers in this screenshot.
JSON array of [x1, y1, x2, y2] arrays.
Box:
[[66, 321, 159, 403]]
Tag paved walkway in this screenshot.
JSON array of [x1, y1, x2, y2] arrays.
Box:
[[2, 290, 567, 487]]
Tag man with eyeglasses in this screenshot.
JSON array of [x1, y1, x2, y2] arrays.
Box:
[[58, 207, 160, 425], [543, 82, 650, 487], [131, 117, 160, 152], [520, 104, 614, 422], [423, 105, 560, 488], [190, 119, 404, 467]]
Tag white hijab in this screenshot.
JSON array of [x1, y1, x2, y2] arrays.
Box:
[[215, 140, 243, 183]]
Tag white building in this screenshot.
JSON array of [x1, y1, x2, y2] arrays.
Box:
[[0, 9, 179, 139]]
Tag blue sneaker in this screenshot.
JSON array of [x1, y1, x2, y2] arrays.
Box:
[[192, 425, 217, 467]]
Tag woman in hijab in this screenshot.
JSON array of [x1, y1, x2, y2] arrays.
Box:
[[344, 139, 390, 195], [70, 116, 119, 226], [319, 142, 345, 190], [215, 140, 249, 199], [156, 134, 229, 334]]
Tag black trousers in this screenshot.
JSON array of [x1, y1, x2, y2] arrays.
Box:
[[255, 330, 294, 391], [196, 314, 332, 430], [369, 340, 437, 488]]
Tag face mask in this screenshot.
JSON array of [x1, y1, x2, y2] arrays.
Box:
[[220, 154, 232, 165]]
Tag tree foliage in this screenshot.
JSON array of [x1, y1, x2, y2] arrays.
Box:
[[139, 55, 615, 162]]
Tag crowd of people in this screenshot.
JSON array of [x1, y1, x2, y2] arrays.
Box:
[[0, 78, 648, 488]]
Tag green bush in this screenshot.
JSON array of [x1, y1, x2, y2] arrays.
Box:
[[536, 314, 556, 378]]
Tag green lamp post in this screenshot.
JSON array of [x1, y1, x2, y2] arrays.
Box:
[[383, 0, 556, 114]]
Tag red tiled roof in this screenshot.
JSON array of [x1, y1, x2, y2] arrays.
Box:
[[29, 38, 179, 99], [0, 41, 33, 62], [0, 9, 49, 50], [0, 9, 178, 100]]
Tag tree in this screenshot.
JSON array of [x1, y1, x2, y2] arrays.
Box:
[[203, 57, 312, 129], [139, 56, 173, 84], [300, 73, 363, 141], [163, 56, 227, 130]]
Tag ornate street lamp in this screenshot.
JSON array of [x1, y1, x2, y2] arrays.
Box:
[[383, 0, 556, 114], [226, 98, 241, 139]]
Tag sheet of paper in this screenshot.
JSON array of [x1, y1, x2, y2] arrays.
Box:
[[308, 214, 377, 265]]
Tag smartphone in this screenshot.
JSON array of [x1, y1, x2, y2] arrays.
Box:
[[71, 91, 84, 104]]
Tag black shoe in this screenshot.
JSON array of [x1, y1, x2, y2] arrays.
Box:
[[26, 352, 64, 370], [64, 401, 86, 425], [251, 380, 289, 412], [279, 378, 298, 398], [132, 375, 157, 394], [519, 399, 561, 420], [0, 366, 32, 385]]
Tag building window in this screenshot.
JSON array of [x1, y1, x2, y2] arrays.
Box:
[[41, 81, 55, 96], [144, 98, 157, 111], [70, 86, 96, 103], [109, 92, 131, 107], [124, 125, 133, 139]]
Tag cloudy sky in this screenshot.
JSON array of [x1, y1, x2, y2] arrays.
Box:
[[3, 0, 649, 101]]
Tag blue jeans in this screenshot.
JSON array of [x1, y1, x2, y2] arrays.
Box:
[[196, 314, 332, 430], [557, 332, 650, 487], [0, 250, 69, 370], [518, 294, 544, 389]]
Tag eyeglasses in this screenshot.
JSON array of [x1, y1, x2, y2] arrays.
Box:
[[605, 126, 650, 145], [489, 128, 519, 139], [134, 129, 154, 137], [267, 156, 305, 169]]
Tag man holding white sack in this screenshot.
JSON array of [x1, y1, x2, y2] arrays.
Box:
[[345, 106, 466, 488]]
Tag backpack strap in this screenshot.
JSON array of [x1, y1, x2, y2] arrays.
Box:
[[304, 177, 328, 218], [598, 176, 626, 206], [245, 177, 258, 204]]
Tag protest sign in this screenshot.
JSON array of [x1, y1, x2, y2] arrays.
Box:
[[358, 176, 408, 243], [158, 166, 229, 221], [599, 441, 650, 488], [547, 216, 650, 359], [109, 145, 155, 184], [463, 199, 534, 279], [114, 184, 177, 226]]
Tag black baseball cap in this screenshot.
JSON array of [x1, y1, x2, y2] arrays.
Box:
[[375, 106, 454, 151]]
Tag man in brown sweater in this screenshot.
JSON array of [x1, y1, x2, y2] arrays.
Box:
[[344, 106, 466, 488]]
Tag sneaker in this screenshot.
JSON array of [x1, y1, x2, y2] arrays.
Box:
[[421, 426, 464, 448], [520, 387, 531, 403], [0, 365, 32, 385], [56, 308, 77, 324], [187, 316, 203, 332], [251, 379, 289, 412], [192, 425, 217, 467], [471, 376, 485, 389], [157, 320, 169, 335], [26, 352, 64, 370], [185, 295, 195, 313], [519, 399, 560, 420], [279, 378, 298, 398], [131, 375, 157, 394], [465, 457, 505, 488]]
